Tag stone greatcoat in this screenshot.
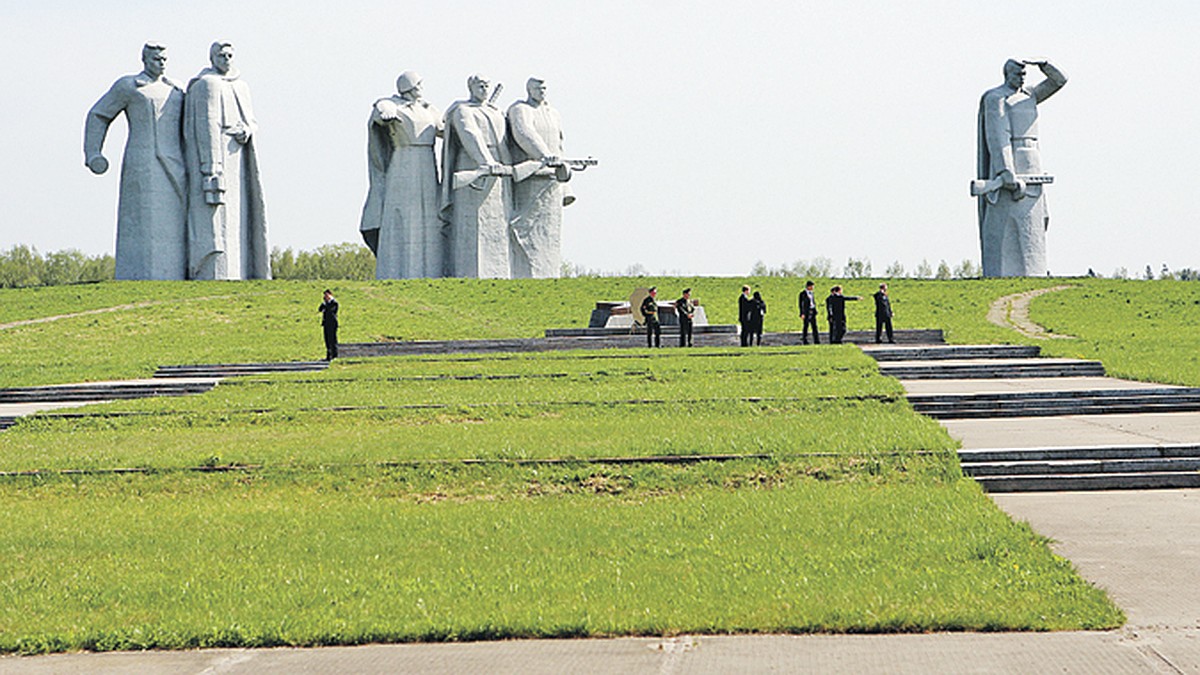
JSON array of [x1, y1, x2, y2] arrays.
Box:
[[977, 75, 1064, 277], [360, 96, 444, 279], [440, 100, 512, 279], [184, 67, 270, 280], [85, 73, 188, 280], [506, 99, 572, 279]]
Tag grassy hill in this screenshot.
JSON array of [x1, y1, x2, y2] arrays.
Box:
[[7, 276, 1191, 652]]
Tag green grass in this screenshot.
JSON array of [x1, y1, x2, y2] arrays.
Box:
[[0, 278, 1142, 652], [0, 474, 1119, 654]]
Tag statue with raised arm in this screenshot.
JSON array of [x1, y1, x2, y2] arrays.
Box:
[[440, 74, 513, 279], [506, 77, 574, 279], [360, 71, 445, 279], [84, 43, 187, 280], [184, 42, 270, 280], [976, 59, 1067, 277]]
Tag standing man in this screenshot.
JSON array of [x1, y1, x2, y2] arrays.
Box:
[[84, 43, 187, 280], [641, 286, 661, 348], [675, 288, 695, 347], [441, 74, 513, 279], [798, 280, 820, 344], [738, 285, 753, 347], [319, 289, 339, 361], [507, 77, 573, 278], [873, 283, 895, 344], [977, 59, 1067, 277], [184, 41, 270, 280], [825, 285, 861, 344]]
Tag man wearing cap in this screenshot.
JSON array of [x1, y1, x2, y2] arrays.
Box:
[[641, 287, 661, 348], [977, 59, 1067, 277], [675, 288, 695, 347], [738, 285, 753, 347], [360, 71, 444, 279]]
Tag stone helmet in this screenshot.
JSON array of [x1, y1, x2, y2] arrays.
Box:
[[396, 71, 422, 94]]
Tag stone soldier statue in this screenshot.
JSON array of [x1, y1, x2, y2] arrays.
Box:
[[506, 77, 574, 279], [184, 42, 270, 280], [360, 71, 445, 279], [976, 59, 1067, 277], [440, 74, 513, 279], [84, 43, 187, 280]]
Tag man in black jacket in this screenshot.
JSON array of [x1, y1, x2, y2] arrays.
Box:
[[825, 285, 861, 344], [873, 282, 895, 343], [319, 289, 339, 360], [798, 280, 819, 344], [738, 285, 753, 347]]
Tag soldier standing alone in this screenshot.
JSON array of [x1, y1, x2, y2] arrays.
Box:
[[319, 289, 339, 361]]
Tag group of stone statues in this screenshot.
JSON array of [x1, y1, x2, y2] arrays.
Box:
[[87, 47, 1065, 281], [85, 42, 268, 280], [360, 73, 592, 280]]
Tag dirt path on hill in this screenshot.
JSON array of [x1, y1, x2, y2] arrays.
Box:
[[986, 285, 1075, 339], [0, 291, 286, 331]]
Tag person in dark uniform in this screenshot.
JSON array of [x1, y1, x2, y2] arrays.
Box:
[[675, 287, 695, 347], [641, 286, 661, 348], [798, 280, 820, 344], [319, 289, 339, 360], [873, 282, 895, 344], [825, 285, 861, 344], [748, 291, 766, 345], [738, 285, 753, 347]]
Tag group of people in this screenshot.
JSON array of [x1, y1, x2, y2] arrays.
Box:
[[637, 282, 896, 349], [799, 281, 895, 345]]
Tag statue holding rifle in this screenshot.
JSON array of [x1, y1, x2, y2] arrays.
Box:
[[975, 58, 1067, 277], [506, 77, 595, 278], [440, 74, 514, 278]]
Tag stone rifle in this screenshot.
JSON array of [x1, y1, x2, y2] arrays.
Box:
[[970, 174, 1053, 197], [454, 157, 599, 190]]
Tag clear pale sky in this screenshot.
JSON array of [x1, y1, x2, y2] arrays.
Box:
[[1, 1, 1197, 277]]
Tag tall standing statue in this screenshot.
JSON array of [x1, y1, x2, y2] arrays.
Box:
[[440, 74, 513, 279], [84, 43, 187, 280], [506, 77, 574, 279], [360, 71, 445, 279], [975, 59, 1067, 277], [184, 42, 270, 280]]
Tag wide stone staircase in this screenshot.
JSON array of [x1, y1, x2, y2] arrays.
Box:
[[864, 343, 1200, 492]]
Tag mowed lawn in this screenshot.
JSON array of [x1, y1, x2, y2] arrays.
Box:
[[0, 278, 1147, 653]]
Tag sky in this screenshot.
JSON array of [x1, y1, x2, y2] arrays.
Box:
[[1, 0, 1197, 277]]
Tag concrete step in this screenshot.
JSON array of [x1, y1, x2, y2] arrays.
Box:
[[959, 444, 1200, 463], [910, 388, 1200, 418], [155, 362, 329, 378], [865, 344, 1041, 362], [973, 472, 1200, 492], [963, 457, 1200, 476], [0, 381, 215, 404], [882, 360, 1105, 379], [0, 417, 17, 430]]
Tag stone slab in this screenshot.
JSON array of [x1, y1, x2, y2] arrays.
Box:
[[901, 376, 1180, 396], [943, 412, 1200, 449]]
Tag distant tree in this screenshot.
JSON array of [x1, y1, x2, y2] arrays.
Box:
[[271, 243, 375, 280], [1112, 267, 1128, 279], [843, 257, 872, 278], [624, 263, 649, 277], [953, 259, 980, 279], [1144, 265, 1154, 280], [793, 257, 833, 278], [0, 245, 114, 288], [884, 261, 906, 278], [935, 260, 952, 280], [1177, 268, 1199, 281], [915, 259, 933, 279]]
